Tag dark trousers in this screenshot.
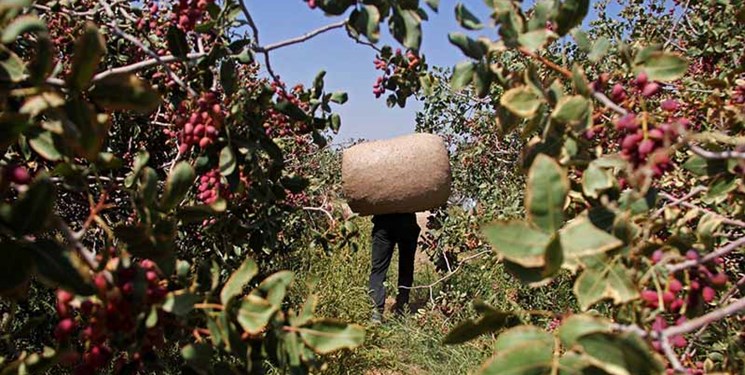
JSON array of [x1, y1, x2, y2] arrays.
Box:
[[369, 213, 420, 313]]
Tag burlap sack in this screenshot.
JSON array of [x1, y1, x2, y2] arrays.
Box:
[[341, 133, 451, 216]]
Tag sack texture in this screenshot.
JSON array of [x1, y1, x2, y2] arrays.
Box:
[[342, 133, 452, 215]]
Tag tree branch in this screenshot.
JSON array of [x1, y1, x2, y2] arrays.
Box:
[[98, 0, 198, 96], [258, 21, 347, 53], [690, 144, 745, 160], [652, 186, 706, 219], [399, 250, 490, 306], [662, 297, 745, 337], [238, 0, 260, 45], [517, 47, 628, 116], [302, 206, 336, 225], [667, 236, 745, 273], [659, 191, 745, 228]]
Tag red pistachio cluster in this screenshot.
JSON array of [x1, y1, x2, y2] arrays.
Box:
[[372, 49, 422, 99], [171, 0, 215, 31], [55, 259, 169, 375], [164, 92, 224, 154]]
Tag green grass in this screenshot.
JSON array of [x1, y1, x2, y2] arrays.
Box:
[[281, 218, 582, 374]]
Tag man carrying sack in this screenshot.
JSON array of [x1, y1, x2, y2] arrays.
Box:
[[341, 133, 452, 324], [369, 213, 420, 323]]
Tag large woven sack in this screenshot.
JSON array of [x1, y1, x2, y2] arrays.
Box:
[[342, 133, 451, 215]]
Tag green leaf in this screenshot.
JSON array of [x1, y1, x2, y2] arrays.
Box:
[[574, 62, 594, 94], [330, 91, 348, 104], [220, 58, 238, 96], [251, 271, 293, 307], [526, 154, 568, 232], [482, 221, 552, 268], [551, 95, 591, 130], [68, 23, 106, 91], [28, 131, 61, 161], [235, 47, 254, 64], [697, 212, 723, 250], [181, 343, 213, 373], [2, 15, 46, 44], [399, 9, 423, 50], [559, 217, 623, 259], [582, 162, 614, 198], [455, 2, 483, 30], [636, 52, 688, 82], [588, 37, 610, 62], [497, 9, 523, 47], [557, 314, 610, 348], [65, 96, 108, 160], [89, 73, 162, 114], [448, 32, 487, 59], [555, 0, 590, 36], [349, 5, 381, 43], [139, 167, 159, 205], [480, 326, 555, 375], [30, 239, 95, 296], [574, 261, 639, 311], [527, 0, 556, 31], [166, 26, 188, 58], [9, 177, 55, 235], [577, 332, 665, 375], [220, 257, 258, 305], [473, 63, 494, 98], [0, 240, 33, 297], [0, 45, 27, 83], [219, 146, 236, 176], [451, 61, 475, 90], [425, 0, 439, 12], [518, 29, 552, 52], [275, 100, 308, 122], [443, 305, 515, 344], [161, 161, 195, 210], [502, 234, 563, 286], [298, 319, 365, 354], [682, 155, 727, 176], [330, 113, 341, 133], [125, 150, 150, 188], [237, 294, 278, 334], [163, 291, 202, 316], [702, 176, 738, 205], [495, 326, 554, 351], [500, 86, 543, 119], [572, 30, 591, 51]]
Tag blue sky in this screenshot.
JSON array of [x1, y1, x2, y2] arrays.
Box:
[[248, 1, 497, 143], [247, 1, 620, 143]]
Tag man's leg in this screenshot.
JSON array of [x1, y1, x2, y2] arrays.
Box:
[[395, 226, 420, 312], [370, 225, 395, 314]]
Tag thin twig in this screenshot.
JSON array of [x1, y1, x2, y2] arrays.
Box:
[[238, 0, 260, 44], [664, 0, 691, 49], [33, 3, 98, 16], [663, 297, 745, 337], [652, 186, 707, 219], [399, 250, 490, 306], [258, 21, 347, 52], [690, 145, 745, 160], [52, 216, 99, 270], [667, 236, 745, 273], [517, 47, 628, 115], [98, 0, 198, 96], [45, 52, 205, 87], [683, 274, 745, 357], [659, 192, 745, 227], [302, 206, 336, 225], [659, 335, 686, 372]]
